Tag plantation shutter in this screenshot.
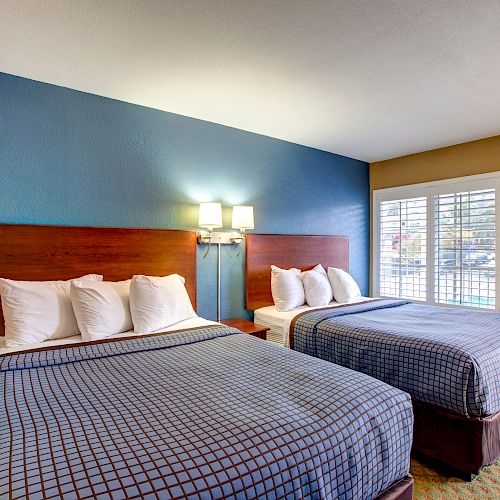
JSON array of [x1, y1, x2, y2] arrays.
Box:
[[378, 197, 427, 300], [434, 188, 496, 309]]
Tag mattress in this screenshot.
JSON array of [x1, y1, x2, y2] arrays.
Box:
[[1, 323, 413, 499], [292, 299, 500, 418], [0, 316, 217, 355], [254, 297, 374, 346]]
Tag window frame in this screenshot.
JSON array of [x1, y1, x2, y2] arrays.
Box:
[[372, 172, 500, 312]]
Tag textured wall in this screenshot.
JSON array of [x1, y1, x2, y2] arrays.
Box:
[[0, 72, 369, 320], [370, 135, 500, 191]]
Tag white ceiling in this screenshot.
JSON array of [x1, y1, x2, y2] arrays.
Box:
[[1, 0, 500, 162]]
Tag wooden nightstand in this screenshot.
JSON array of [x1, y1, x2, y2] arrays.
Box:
[[220, 318, 270, 340]]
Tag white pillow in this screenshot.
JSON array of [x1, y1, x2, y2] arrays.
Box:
[[271, 265, 305, 312], [0, 274, 103, 347], [301, 264, 333, 307], [327, 267, 361, 303], [130, 274, 196, 333], [71, 279, 132, 341]]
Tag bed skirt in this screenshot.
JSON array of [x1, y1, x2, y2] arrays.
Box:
[[413, 400, 500, 477], [375, 474, 414, 500]]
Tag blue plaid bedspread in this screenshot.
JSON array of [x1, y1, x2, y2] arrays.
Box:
[[292, 300, 500, 418], [1, 325, 413, 500]]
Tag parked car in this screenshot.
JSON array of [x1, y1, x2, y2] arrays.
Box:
[[438, 251, 492, 268]]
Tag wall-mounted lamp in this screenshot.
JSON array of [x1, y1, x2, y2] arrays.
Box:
[[196, 203, 255, 247], [197, 202, 222, 244], [196, 203, 255, 321], [230, 205, 254, 244]]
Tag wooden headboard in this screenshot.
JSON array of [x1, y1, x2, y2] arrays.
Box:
[[0, 224, 197, 336], [245, 233, 349, 310]]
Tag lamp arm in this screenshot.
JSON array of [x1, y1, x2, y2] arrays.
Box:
[[235, 240, 243, 258], [203, 238, 212, 259], [233, 229, 246, 258]]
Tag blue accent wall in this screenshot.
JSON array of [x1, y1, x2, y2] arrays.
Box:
[[0, 72, 369, 320]]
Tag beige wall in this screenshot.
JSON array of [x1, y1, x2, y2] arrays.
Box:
[[370, 135, 500, 191], [369, 134, 500, 293]]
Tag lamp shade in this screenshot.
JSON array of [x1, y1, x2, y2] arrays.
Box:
[[198, 202, 222, 230], [232, 205, 254, 230]]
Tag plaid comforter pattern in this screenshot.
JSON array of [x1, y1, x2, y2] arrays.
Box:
[[292, 300, 500, 418], [1, 325, 413, 500]]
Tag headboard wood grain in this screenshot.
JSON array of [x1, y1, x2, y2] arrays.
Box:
[[0, 224, 197, 336], [245, 233, 349, 310]]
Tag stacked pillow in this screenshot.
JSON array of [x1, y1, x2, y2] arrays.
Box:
[[301, 264, 333, 307], [70, 279, 133, 341], [327, 267, 361, 304], [270, 264, 361, 311], [270, 266, 305, 311], [130, 274, 196, 334], [0, 274, 103, 347], [0, 274, 196, 346]]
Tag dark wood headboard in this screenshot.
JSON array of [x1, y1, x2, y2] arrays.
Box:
[[0, 224, 197, 336], [245, 233, 349, 310]]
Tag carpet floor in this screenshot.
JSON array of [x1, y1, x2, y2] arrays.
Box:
[[411, 457, 500, 499]]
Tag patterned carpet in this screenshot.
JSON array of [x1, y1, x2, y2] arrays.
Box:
[[411, 457, 500, 499]]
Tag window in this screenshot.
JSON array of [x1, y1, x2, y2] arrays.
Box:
[[434, 188, 495, 309], [379, 197, 427, 300], [373, 174, 499, 311]]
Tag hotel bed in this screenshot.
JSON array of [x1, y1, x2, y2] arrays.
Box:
[[0, 224, 414, 500], [246, 233, 500, 477]]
